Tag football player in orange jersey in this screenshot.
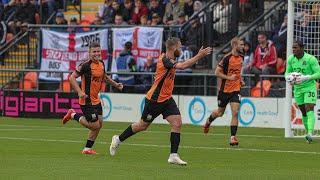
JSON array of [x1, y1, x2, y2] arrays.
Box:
[[109, 37, 212, 165]]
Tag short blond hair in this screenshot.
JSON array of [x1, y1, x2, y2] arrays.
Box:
[[230, 37, 241, 48]]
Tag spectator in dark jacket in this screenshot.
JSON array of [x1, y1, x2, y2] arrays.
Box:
[[184, 0, 194, 19], [272, 15, 287, 59], [14, 0, 36, 24], [67, 17, 84, 33], [120, 0, 133, 23], [7, 0, 36, 34], [0, 0, 18, 22], [148, 0, 164, 23]]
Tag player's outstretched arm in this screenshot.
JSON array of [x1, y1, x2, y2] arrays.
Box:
[[105, 74, 123, 91], [175, 46, 212, 70], [69, 71, 87, 98]]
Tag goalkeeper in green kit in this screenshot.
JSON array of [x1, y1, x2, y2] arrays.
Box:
[[285, 41, 320, 143]]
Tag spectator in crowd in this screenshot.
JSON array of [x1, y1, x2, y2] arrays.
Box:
[[183, 0, 194, 19], [246, 33, 277, 82], [177, 12, 186, 25], [0, 0, 18, 22], [132, 0, 148, 24], [136, 55, 156, 92], [213, 0, 232, 34], [8, 0, 36, 34], [191, 0, 202, 17], [114, 13, 128, 25], [148, 0, 164, 23], [296, 11, 319, 56], [272, 14, 287, 60], [41, 0, 57, 22], [112, 1, 121, 15], [163, 0, 183, 25], [150, 13, 162, 26], [100, 0, 116, 24], [242, 40, 253, 72], [51, 12, 67, 32], [140, 14, 148, 25], [53, 12, 67, 25], [182, 18, 204, 55], [91, 13, 104, 30], [120, 0, 133, 23], [116, 41, 137, 92], [67, 17, 83, 33]]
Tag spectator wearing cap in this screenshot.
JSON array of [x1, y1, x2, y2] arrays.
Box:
[[183, 0, 194, 19], [114, 13, 128, 25], [54, 12, 67, 25], [150, 13, 162, 26], [67, 17, 83, 33], [51, 12, 67, 32], [148, 0, 164, 22], [163, 0, 183, 25], [177, 12, 186, 25], [132, 0, 148, 24], [120, 0, 133, 23]]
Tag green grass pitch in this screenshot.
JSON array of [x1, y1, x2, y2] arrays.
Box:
[[0, 117, 320, 180]]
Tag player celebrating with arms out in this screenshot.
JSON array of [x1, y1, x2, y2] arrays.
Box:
[[109, 37, 212, 165], [285, 40, 320, 143], [203, 37, 245, 146], [62, 42, 123, 154]]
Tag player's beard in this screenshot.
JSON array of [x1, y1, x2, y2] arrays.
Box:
[[92, 55, 101, 62]]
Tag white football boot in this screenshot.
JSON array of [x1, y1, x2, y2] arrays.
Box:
[[168, 153, 187, 165], [109, 135, 121, 156]]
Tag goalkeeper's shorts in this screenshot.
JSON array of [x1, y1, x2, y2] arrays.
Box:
[[294, 88, 317, 105]]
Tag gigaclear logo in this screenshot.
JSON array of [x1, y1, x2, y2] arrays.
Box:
[[188, 97, 206, 124], [238, 98, 256, 126], [100, 94, 112, 119]]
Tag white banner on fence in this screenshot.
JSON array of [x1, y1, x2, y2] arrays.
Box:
[[40, 29, 109, 81], [111, 27, 163, 74], [100, 93, 284, 128]]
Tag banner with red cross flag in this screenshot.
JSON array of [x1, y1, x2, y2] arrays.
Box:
[[40, 29, 109, 81]]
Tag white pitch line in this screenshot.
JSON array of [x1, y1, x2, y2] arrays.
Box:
[[0, 136, 319, 155], [0, 124, 280, 138]]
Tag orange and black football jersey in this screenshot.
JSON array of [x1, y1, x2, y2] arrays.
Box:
[[146, 54, 177, 102], [218, 53, 243, 93], [76, 60, 105, 105]]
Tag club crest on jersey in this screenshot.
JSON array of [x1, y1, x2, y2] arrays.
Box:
[[302, 61, 306, 65]]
